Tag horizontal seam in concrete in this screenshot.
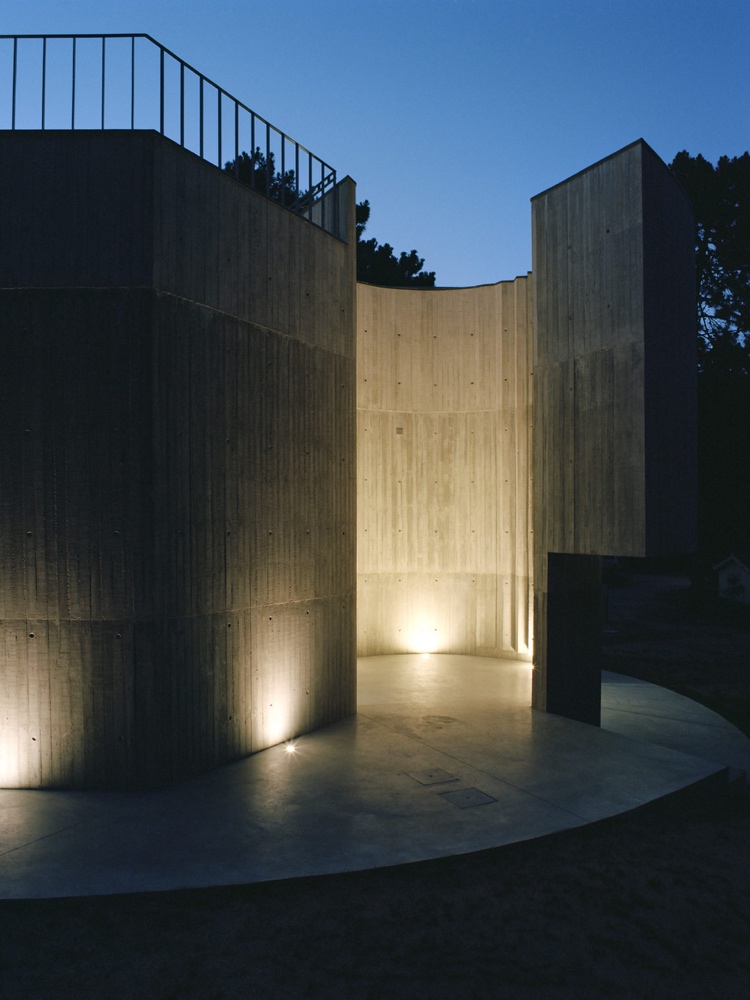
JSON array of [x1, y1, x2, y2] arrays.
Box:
[[535, 340, 645, 364], [0, 284, 354, 361], [5, 593, 358, 624], [356, 408, 527, 415]]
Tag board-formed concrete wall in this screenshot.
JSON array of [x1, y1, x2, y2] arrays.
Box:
[[1, 130, 694, 786], [531, 140, 696, 561], [531, 140, 696, 722], [357, 278, 533, 658], [357, 140, 695, 729], [0, 131, 357, 789]]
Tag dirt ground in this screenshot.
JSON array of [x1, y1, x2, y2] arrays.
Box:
[[1, 576, 749, 1000]]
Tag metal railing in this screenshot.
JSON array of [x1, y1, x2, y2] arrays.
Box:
[[0, 33, 339, 235]]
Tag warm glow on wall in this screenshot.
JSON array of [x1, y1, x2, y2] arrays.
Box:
[[0, 730, 19, 787], [261, 697, 293, 748], [254, 653, 310, 751], [407, 619, 440, 654]]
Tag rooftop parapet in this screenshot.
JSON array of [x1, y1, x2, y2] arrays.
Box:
[[0, 33, 340, 236]]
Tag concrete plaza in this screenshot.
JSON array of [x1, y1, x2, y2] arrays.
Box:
[[1, 654, 748, 899]]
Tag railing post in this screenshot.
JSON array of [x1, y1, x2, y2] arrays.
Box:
[[321, 162, 326, 232], [234, 101, 239, 175], [131, 36, 135, 129], [101, 36, 106, 130], [41, 37, 46, 129], [265, 121, 271, 197], [217, 88, 222, 167], [199, 76, 204, 158], [334, 170, 339, 235], [12, 36, 17, 129], [295, 144, 300, 208], [159, 45, 164, 135], [251, 114, 256, 189], [71, 36, 76, 129]]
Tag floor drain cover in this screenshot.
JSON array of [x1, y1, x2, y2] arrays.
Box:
[[440, 787, 497, 808], [407, 768, 458, 786]]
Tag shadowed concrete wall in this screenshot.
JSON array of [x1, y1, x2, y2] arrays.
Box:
[[0, 131, 357, 789], [531, 140, 696, 722], [357, 279, 533, 658]]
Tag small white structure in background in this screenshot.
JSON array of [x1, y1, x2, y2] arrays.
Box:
[[714, 554, 750, 606]]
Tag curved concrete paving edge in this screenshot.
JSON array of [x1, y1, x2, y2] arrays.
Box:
[[0, 655, 747, 899]]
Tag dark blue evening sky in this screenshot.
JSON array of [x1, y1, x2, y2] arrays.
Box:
[[3, 0, 748, 285]]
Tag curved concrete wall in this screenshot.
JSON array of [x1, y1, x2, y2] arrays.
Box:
[[0, 131, 357, 789], [357, 279, 533, 659], [0, 131, 694, 787]]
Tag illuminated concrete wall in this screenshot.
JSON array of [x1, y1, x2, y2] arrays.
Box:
[[0, 131, 357, 789], [356, 140, 695, 732], [357, 279, 533, 658]]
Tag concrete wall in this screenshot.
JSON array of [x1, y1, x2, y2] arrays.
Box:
[[357, 279, 533, 658], [531, 140, 696, 721], [0, 131, 357, 789], [358, 141, 695, 724], [0, 130, 695, 782]]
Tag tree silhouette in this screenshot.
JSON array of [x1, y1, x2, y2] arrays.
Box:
[[670, 151, 750, 376], [224, 157, 436, 287], [670, 151, 750, 561], [356, 200, 436, 287], [224, 148, 301, 209]]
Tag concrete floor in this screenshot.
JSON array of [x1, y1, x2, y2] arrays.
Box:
[[1, 654, 748, 899]]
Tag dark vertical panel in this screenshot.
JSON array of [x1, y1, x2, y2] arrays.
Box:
[[641, 147, 697, 555], [545, 553, 602, 725]]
